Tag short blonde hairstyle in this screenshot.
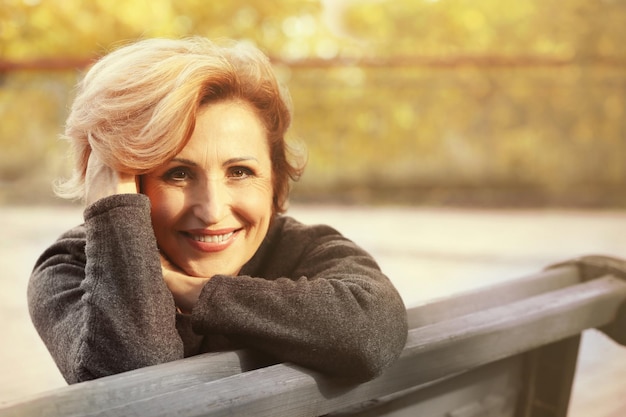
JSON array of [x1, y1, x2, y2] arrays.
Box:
[[58, 37, 304, 213]]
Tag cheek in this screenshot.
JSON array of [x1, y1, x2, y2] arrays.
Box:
[[143, 183, 184, 232], [239, 181, 274, 215], [150, 201, 176, 231], [228, 183, 273, 236]]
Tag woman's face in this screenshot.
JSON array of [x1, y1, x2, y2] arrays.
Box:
[[142, 100, 274, 278]]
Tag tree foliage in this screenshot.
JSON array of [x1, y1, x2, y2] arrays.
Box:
[[1, 0, 625, 206]]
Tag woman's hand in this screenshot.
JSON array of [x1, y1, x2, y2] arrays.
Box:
[[85, 152, 138, 205], [161, 255, 211, 314]]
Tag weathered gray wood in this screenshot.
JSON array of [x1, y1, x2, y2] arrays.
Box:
[[0, 349, 277, 416], [516, 335, 581, 417], [407, 265, 579, 327], [2, 267, 576, 416], [3, 275, 624, 417], [329, 355, 524, 416]]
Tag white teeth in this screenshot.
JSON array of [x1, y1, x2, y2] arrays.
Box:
[[191, 232, 234, 243]]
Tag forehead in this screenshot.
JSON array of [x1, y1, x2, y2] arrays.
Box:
[[179, 100, 270, 159]]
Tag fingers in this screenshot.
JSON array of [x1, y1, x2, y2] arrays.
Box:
[[159, 254, 211, 314], [117, 171, 139, 195], [162, 269, 207, 314], [85, 153, 116, 205], [84, 152, 138, 205]]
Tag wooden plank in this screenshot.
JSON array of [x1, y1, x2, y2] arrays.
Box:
[[3, 267, 576, 415], [328, 356, 523, 416], [407, 265, 579, 328], [0, 349, 278, 416], [3, 275, 624, 417], [516, 336, 582, 417]]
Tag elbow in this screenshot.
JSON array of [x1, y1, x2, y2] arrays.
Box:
[[350, 325, 408, 382], [332, 311, 409, 382], [329, 337, 407, 382], [66, 366, 98, 385], [336, 350, 400, 383], [354, 289, 409, 381]]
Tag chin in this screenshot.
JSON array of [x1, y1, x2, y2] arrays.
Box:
[[185, 262, 240, 279]]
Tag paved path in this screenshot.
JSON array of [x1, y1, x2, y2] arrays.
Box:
[[1, 204, 625, 415]]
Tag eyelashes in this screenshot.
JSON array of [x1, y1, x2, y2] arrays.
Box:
[[229, 166, 254, 179], [161, 165, 256, 184], [162, 167, 193, 182]]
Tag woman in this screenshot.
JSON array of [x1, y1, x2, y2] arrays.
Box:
[[28, 37, 408, 384]]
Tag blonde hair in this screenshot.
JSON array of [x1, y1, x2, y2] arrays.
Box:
[[57, 37, 304, 213]]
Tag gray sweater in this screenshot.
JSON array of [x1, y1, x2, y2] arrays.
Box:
[[28, 195, 408, 384]]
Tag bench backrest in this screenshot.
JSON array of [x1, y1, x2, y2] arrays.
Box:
[[2, 266, 625, 417]]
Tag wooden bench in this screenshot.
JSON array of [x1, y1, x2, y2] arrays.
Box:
[[2, 266, 625, 417]]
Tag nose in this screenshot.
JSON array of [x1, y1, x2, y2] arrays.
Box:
[[191, 178, 230, 225]]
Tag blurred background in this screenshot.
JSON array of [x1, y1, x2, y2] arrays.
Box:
[[2, 0, 626, 415], [2, 0, 626, 206]]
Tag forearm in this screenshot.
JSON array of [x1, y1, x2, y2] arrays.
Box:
[[81, 195, 184, 375], [28, 230, 90, 383], [29, 195, 184, 383], [191, 263, 407, 381]]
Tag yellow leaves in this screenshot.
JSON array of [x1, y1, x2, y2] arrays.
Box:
[[603, 94, 623, 121], [392, 103, 415, 132], [338, 0, 626, 61], [0, 74, 72, 182], [0, 1, 334, 61], [1, 0, 626, 204], [460, 9, 485, 32]]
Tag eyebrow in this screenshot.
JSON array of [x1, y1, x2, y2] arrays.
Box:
[[170, 157, 259, 167]]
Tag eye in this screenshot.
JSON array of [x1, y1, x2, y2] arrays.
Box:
[[163, 166, 193, 183], [229, 166, 254, 179]]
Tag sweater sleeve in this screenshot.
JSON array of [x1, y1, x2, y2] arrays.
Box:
[[190, 218, 408, 382], [27, 194, 183, 383]]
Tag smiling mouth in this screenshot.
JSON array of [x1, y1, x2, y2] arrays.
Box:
[[187, 231, 234, 243]]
